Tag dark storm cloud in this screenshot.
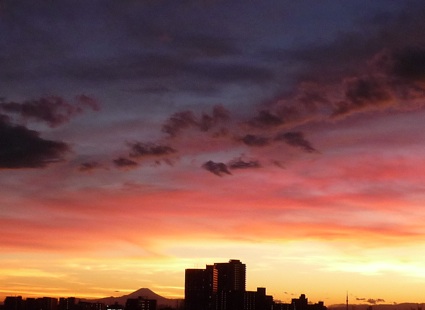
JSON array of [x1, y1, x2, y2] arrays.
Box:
[[275, 132, 317, 153], [0, 116, 69, 169], [129, 142, 176, 158], [241, 134, 270, 147], [228, 158, 260, 170], [162, 105, 229, 137], [113, 157, 138, 168], [0, 95, 99, 127], [202, 160, 231, 176]]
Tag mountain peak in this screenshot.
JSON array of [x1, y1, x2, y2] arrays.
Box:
[[125, 288, 164, 300], [94, 288, 181, 308]]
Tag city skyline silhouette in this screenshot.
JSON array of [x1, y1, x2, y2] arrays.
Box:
[[4, 258, 425, 310]]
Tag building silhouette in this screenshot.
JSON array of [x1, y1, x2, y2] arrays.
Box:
[[184, 259, 327, 310], [77, 301, 106, 310], [125, 297, 156, 310], [292, 293, 308, 310], [2, 297, 153, 310], [185, 259, 274, 310], [2, 259, 328, 310], [3, 297, 58, 310], [3, 296, 23, 310], [213, 259, 246, 310], [214, 259, 246, 292], [185, 259, 246, 310], [243, 287, 273, 310], [59, 297, 77, 310], [185, 265, 217, 310], [273, 295, 326, 310]]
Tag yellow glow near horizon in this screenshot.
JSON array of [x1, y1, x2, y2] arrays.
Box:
[[3, 239, 425, 305]]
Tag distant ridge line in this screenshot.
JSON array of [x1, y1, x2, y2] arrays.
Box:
[[88, 288, 182, 308]]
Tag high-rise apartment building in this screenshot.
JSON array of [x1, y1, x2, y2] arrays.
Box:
[[185, 265, 217, 310], [59, 297, 77, 310], [214, 259, 246, 292], [184, 259, 246, 310], [4, 296, 24, 310]]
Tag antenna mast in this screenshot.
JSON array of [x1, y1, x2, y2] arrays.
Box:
[[346, 292, 349, 310]]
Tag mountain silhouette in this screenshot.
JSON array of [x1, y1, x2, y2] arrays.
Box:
[[92, 288, 181, 308]]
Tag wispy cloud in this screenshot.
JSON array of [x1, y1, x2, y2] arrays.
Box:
[[240, 134, 270, 147], [162, 105, 229, 137], [275, 131, 317, 153], [202, 160, 231, 176], [0, 95, 99, 127], [129, 142, 176, 158], [79, 161, 103, 172], [228, 158, 261, 170], [113, 157, 138, 169]]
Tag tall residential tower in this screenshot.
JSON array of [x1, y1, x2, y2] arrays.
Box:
[[185, 259, 246, 310], [214, 259, 246, 292]]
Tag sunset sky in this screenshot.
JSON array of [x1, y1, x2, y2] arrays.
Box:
[[2, 0, 425, 306]]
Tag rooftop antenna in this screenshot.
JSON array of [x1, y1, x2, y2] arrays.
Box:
[[346, 291, 349, 310]]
